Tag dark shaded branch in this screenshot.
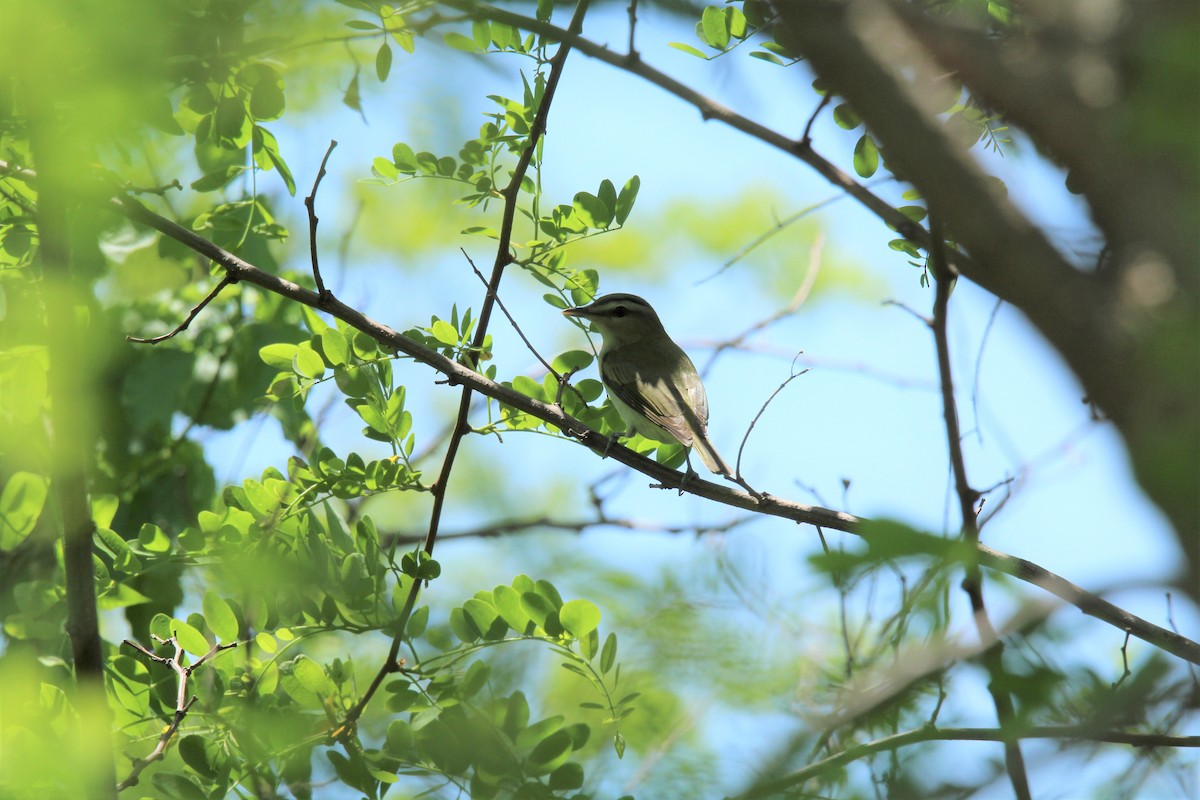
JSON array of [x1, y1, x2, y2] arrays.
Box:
[[303, 139, 338, 298], [767, 0, 1197, 590]]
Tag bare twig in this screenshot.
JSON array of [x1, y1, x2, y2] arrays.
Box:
[[800, 93, 832, 147], [379, 511, 751, 548], [304, 139, 338, 298], [118, 635, 238, 791], [626, 0, 638, 56], [739, 724, 1200, 799], [126, 275, 236, 344], [734, 363, 808, 479], [462, 249, 556, 377]]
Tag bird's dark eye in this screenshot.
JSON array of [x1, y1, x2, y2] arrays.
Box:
[[613, 306, 627, 318]]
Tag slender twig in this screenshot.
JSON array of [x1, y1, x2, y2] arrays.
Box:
[[126, 275, 236, 344], [738, 724, 1200, 799], [703, 231, 825, 372], [462, 249, 557, 377], [31, 125, 117, 797], [800, 93, 832, 146], [304, 139, 338, 298], [971, 297, 1004, 445], [379, 511, 751, 547], [626, 0, 638, 56], [928, 211, 1030, 800], [734, 365, 808, 479], [117, 635, 238, 791], [1113, 630, 1133, 688]]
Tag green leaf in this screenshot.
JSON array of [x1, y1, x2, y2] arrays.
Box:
[[512, 375, 544, 401], [493, 584, 533, 632], [520, 592, 557, 629], [190, 165, 243, 192], [137, 523, 172, 554], [0, 472, 49, 550], [255, 125, 296, 195], [471, 18, 491, 50], [833, 103, 862, 130], [549, 762, 584, 790], [463, 597, 501, 637], [318, 329, 350, 367], [430, 319, 459, 346], [559, 599, 601, 638], [372, 155, 399, 179], [572, 191, 612, 229], [528, 730, 573, 774], [151, 773, 207, 800], [376, 42, 393, 81], [293, 655, 335, 695], [172, 620, 212, 656], [392, 142, 417, 172], [293, 345, 326, 380], [260, 342, 299, 370], [853, 133, 879, 178], [249, 79, 285, 122], [701, 6, 730, 50], [202, 591, 239, 642], [600, 632, 617, 674], [406, 605, 429, 638], [614, 175, 640, 225], [444, 31, 479, 53], [668, 42, 709, 59], [449, 606, 482, 642], [551, 350, 593, 374]]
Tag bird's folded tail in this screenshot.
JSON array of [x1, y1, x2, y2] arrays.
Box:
[[692, 433, 734, 478]]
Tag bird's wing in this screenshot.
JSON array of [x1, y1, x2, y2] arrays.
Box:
[[601, 348, 703, 446]]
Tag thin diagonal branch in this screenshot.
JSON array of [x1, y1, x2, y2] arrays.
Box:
[[126, 275, 236, 344]]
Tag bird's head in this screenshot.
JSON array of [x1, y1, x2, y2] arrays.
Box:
[[562, 293, 667, 346]]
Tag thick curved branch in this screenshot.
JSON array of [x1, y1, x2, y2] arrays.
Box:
[[767, 0, 1197, 589]]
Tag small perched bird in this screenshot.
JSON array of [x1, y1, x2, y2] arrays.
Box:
[[562, 293, 734, 478]]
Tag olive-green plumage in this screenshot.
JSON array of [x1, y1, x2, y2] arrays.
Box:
[[562, 293, 732, 476]]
